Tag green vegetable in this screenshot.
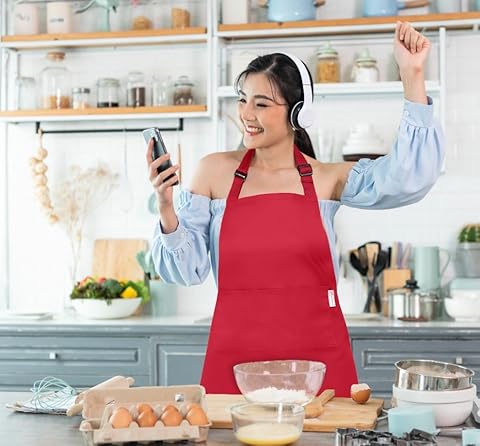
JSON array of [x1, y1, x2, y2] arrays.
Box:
[[458, 224, 480, 243]]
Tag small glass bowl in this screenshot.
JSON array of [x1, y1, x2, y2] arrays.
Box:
[[233, 360, 326, 405], [230, 402, 304, 446]]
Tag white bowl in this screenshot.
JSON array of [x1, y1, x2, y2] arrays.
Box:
[[71, 298, 142, 319], [444, 297, 480, 321], [392, 384, 476, 427]]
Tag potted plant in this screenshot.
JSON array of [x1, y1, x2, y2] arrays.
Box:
[[70, 276, 150, 319], [456, 224, 480, 278]]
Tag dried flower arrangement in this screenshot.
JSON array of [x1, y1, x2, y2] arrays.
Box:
[[29, 130, 119, 287]]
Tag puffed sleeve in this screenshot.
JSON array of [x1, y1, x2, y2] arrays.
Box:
[[150, 190, 212, 286], [340, 97, 444, 210]]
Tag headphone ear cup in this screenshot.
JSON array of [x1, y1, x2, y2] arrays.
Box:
[[290, 101, 303, 130], [297, 103, 313, 129]]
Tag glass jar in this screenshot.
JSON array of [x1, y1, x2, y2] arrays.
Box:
[[130, 0, 153, 30], [173, 75, 194, 105], [151, 75, 171, 106], [316, 42, 340, 83], [171, 6, 191, 28], [96, 78, 120, 107], [351, 48, 379, 83], [40, 51, 72, 109], [127, 71, 146, 107], [16, 76, 37, 110], [72, 87, 90, 109]]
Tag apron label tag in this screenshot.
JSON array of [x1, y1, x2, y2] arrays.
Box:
[[327, 289, 336, 308]]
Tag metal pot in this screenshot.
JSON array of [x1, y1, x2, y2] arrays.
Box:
[[394, 359, 474, 391]]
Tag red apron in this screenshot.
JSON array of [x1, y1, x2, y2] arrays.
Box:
[[200, 146, 358, 397]]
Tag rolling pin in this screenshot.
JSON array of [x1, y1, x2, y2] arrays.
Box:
[[66, 376, 135, 416], [304, 389, 335, 419]]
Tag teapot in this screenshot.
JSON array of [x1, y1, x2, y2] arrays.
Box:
[[259, 0, 326, 23], [363, 0, 429, 17]]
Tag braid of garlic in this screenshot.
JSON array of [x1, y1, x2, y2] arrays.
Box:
[[29, 130, 59, 224]]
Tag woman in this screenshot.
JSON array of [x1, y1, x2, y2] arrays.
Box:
[[147, 22, 444, 397]]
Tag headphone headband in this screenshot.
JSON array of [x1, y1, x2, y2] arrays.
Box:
[[277, 52, 314, 130]]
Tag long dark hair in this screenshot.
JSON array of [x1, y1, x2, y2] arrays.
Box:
[[234, 53, 316, 159]]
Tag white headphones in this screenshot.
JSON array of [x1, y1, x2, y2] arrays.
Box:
[[278, 52, 314, 130]]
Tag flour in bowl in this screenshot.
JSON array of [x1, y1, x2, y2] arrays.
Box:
[[245, 387, 309, 404]]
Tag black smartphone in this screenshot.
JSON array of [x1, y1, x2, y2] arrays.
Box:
[[142, 127, 178, 185]]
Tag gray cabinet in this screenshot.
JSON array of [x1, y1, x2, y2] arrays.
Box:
[[352, 339, 480, 398], [0, 335, 152, 390], [156, 344, 206, 386]]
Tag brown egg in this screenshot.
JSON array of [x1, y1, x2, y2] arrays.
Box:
[[137, 409, 158, 427], [185, 406, 209, 425], [351, 383, 371, 404], [162, 403, 177, 413], [109, 407, 133, 428], [160, 407, 183, 426], [185, 402, 201, 412], [136, 403, 153, 414]]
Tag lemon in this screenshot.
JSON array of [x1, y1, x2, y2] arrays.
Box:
[[120, 286, 138, 299]]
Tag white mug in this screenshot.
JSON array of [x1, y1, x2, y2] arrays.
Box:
[[14, 4, 39, 35], [47, 2, 72, 34]]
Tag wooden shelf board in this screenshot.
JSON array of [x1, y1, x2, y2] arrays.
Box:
[[218, 12, 480, 36], [0, 105, 207, 119], [2, 27, 207, 43]]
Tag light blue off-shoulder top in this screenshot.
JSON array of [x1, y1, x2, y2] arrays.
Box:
[[151, 98, 444, 286]]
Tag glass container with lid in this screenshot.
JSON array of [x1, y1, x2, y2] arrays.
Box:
[[173, 75, 194, 105], [316, 42, 340, 83], [96, 78, 120, 107], [127, 71, 146, 107], [16, 76, 37, 110], [351, 48, 379, 83], [72, 87, 90, 109], [40, 51, 72, 109]]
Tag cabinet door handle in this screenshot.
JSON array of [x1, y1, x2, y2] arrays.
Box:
[[48, 351, 58, 360], [455, 356, 463, 365]]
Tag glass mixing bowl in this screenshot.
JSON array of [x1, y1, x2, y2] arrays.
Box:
[[233, 359, 326, 405]]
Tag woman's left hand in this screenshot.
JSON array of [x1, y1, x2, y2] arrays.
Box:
[[394, 21, 431, 75]]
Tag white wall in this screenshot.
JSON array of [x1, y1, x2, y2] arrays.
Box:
[[2, 30, 480, 316]]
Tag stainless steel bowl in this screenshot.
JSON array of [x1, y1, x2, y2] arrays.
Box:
[[394, 359, 474, 391]]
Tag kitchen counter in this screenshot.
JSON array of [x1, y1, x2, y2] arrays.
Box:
[[0, 392, 461, 445]]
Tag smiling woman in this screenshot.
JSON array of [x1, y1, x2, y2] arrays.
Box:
[[147, 22, 445, 398]]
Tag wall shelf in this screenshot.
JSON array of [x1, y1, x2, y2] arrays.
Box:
[[217, 81, 441, 98], [0, 105, 208, 123], [217, 12, 480, 38], [0, 28, 208, 50]]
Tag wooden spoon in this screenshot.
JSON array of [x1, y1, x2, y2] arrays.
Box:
[[304, 389, 335, 419]]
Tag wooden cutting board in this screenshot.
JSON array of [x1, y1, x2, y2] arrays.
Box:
[[205, 394, 384, 433], [92, 239, 148, 281]]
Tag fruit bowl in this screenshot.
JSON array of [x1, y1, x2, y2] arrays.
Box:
[[230, 402, 304, 446], [72, 298, 142, 319], [233, 360, 326, 405]]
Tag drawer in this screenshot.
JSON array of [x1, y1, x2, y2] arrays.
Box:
[[156, 344, 206, 386], [352, 339, 480, 396], [0, 336, 152, 389]]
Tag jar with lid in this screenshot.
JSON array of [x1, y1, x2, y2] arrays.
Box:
[[40, 51, 72, 109], [151, 75, 171, 106], [130, 0, 152, 30], [96, 78, 120, 107], [16, 76, 37, 110], [351, 48, 379, 83], [72, 87, 90, 109], [127, 71, 146, 107], [173, 75, 194, 105], [316, 42, 340, 83]]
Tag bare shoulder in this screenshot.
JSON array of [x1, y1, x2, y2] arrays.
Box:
[[304, 155, 355, 200], [190, 150, 247, 198]]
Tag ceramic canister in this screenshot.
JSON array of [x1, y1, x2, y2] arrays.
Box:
[[363, 0, 399, 16], [13, 3, 40, 35], [46, 1, 72, 34], [267, 0, 317, 22]]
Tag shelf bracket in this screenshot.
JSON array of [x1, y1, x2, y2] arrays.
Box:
[[34, 118, 184, 135]]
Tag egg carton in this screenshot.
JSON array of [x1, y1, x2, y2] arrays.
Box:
[[79, 385, 210, 445]]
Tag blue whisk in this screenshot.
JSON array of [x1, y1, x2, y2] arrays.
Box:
[[30, 376, 78, 410]]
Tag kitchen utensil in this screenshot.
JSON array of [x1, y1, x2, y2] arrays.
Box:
[[444, 296, 480, 321], [414, 246, 450, 292], [230, 402, 304, 445], [388, 406, 436, 436], [350, 250, 368, 277], [392, 384, 477, 427], [394, 359, 475, 391], [263, 0, 326, 22], [92, 239, 148, 281], [304, 389, 335, 418], [205, 393, 384, 432], [233, 360, 326, 405], [362, 0, 429, 17]]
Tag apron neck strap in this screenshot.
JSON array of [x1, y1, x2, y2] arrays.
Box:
[[227, 146, 316, 202]]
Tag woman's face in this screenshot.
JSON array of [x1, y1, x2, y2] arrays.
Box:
[[237, 73, 292, 149]]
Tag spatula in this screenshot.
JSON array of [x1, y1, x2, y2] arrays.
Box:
[[304, 389, 335, 418]]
